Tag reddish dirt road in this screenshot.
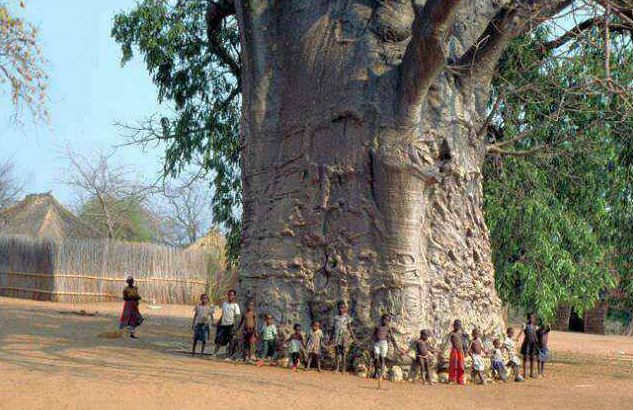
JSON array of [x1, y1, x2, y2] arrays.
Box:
[[1, 298, 632, 409]]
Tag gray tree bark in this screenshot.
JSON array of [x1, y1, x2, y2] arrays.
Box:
[[232, 0, 566, 340]]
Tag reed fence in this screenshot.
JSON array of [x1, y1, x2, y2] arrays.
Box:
[[0, 235, 222, 304]]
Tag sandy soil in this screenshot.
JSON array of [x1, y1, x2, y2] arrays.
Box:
[[1, 297, 632, 410]]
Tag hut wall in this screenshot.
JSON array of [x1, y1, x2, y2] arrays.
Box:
[[584, 301, 609, 335], [0, 236, 56, 301], [0, 235, 208, 304], [553, 305, 572, 331]]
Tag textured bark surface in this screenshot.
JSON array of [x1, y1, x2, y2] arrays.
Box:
[[234, 0, 523, 341]]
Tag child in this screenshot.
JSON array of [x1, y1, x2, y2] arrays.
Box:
[[286, 323, 305, 370], [520, 312, 539, 379], [331, 301, 355, 373], [536, 324, 551, 377], [306, 321, 324, 372], [490, 338, 508, 382], [414, 329, 435, 385], [191, 294, 212, 356], [448, 320, 465, 385], [213, 289, 241, 357], [469, 328, 486, 385], [260, 314, 278, 361], [237, 300, 257, 361], [372, 314, 405, 379], [504, 327, 524, 382]]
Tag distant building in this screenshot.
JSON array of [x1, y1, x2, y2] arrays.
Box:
[[0, 193, 104, 241]]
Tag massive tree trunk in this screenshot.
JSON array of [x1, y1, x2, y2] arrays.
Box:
[[232, 0, 563, 340]]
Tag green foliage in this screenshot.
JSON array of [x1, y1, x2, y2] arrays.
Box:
[[112, 0, 241, 265], [78, 197, 159, 243], [485, 26, 633, 322]]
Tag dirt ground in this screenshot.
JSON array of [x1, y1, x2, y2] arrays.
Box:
[[1, 297, 632, 410]]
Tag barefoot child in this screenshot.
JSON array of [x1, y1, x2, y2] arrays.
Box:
[[537, 324, 551, 377], [491, 338, 508, 381], [213, 290, 241, 357], [237, 300, 257, 361], [331, 302, 355, 373], [448, 320, 466, 385], [520, 312, 538, 379], [306, 321, 324, 372], [286, 323, 305, 370], [372, 314, 405, 379], [261, 314, 278, 361], [414, 329, 435, 385], [469, 328, 487, 384], [504, 327, 523, 382], [191, 294, 212, 355]]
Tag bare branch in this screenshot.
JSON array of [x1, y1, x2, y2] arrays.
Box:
[[397, 0, 464, 124]]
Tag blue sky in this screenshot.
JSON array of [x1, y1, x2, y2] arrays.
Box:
[[0, 0, 165, 207]]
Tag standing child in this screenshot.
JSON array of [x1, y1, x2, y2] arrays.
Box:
[[504, 327, 524, 382], [331, 301, 355, 373], [260, 314, 278, 361], [520, 312, 539, 379], [490, 338, 508, 382], [536, 324, 551, 377], [306, 321, 324, 372], [213, 289, 241, 357], [237, 300, 257, 361], [287, 323, 305, 370], [414, 329, 435, 385], [469, 328, 487, 385], [191, 294, 212, 356], [372, 314, 405, 379], [448, 320, 466, 385]]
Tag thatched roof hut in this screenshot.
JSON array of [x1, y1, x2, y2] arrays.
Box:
[[0, 193, 104, 241]]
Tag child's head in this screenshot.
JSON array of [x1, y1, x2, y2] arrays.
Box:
[[311, 321, 320, 331], [472, 328, 480, 339], [126, 276, 134, 286], [507, 327, 515, 337], [200, 293, 209, 305], [246, 300, 255, 311], [453, 319, 462, 331], [265, 314, 274, 325], [338, 301, 348, 315], [493, 338, 501, 348], [293, 323, 302, 333], [527, 312, 536, 324], [380, 314, 391, 326], [420, 329, 430, 340], [227, 289, 236, 302]]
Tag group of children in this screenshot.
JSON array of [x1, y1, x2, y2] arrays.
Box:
[[192, 290, 552, 384]]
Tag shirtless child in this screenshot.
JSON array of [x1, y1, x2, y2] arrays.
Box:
[[448, 320, 466, 385], [237, 300, 257, 361], [414, 329, 436, 385], [469, 328, 487, 385], [372, 314, 405, 379], [537, 324, 551, 377]]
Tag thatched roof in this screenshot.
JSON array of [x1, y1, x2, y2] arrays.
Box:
[[187, 228, 225, 253], [0, 193, 104, 241]]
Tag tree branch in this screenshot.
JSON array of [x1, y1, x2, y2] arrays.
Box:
[[205, 0, 240, 78], [397, 0, 463, 124], [543, 16, 632, 50]]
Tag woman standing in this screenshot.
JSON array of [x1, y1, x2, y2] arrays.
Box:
[[119, 276, 144, 338]]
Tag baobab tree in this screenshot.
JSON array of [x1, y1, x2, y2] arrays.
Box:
[[115, 0, 633, 339], [228, 0, 632, 338]]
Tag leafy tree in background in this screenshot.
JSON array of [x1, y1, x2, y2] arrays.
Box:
[[78, 196, 160, 243], [112, 0, 240, 264], [484, 25, 633, 322]]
